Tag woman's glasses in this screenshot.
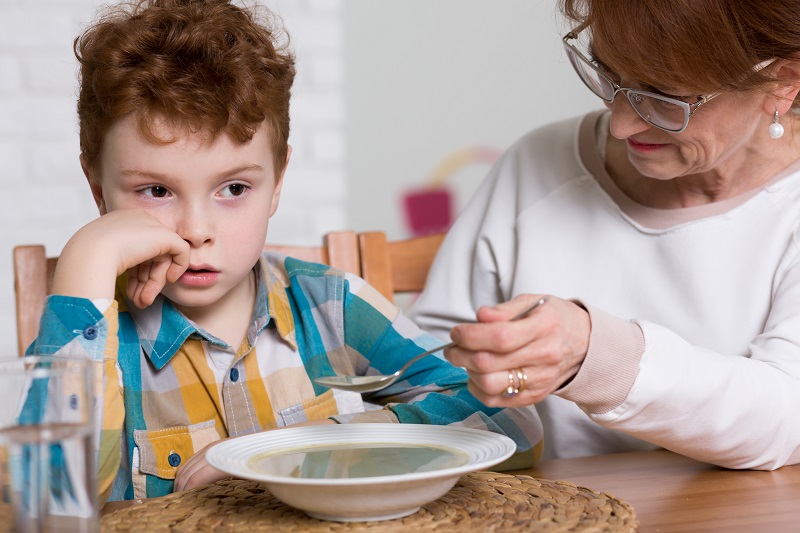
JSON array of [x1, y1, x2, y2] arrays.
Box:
[[562, 26, 719, 133]]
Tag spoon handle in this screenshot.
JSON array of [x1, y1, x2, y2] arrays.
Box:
[[507, 297, 547, 322], [395, 342, 457, 375], [400, 297, 547, 373]]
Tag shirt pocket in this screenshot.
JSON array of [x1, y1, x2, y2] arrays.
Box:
[[133, 419, 220, 480], [278, 388, 353, 427]]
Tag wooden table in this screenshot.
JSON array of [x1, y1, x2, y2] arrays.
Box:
[[103, 450, 800, 531], [513, 450, 800, 532]]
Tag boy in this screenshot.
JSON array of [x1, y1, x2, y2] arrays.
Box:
[[29, 0, 542, 502]]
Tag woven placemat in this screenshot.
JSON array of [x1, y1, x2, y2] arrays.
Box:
[[101, 471, 637, 532]]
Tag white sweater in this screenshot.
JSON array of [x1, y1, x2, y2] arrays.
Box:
[[409, 110, 800, 469]]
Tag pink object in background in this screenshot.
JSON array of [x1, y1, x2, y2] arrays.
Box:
[[401, 146, 502, 237], [402, 187, 454, 237]]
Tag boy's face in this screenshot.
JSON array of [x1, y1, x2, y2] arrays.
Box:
[[84, 115, 287, 313]]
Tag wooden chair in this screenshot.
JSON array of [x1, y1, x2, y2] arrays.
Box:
[[262, 231, 360, 275], [13, 231, 360, 356], [357, 231, 446, 302]]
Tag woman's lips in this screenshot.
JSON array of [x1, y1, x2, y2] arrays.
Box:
[[178, 267, 219, 287], [627, 138, 666, 152]]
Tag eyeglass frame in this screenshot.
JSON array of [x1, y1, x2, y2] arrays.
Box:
[[562, 25, 720, 133]]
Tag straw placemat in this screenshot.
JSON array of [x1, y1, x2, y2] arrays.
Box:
[[101, 471, 637, 532]]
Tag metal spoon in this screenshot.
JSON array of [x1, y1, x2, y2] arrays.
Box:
[[314, 298, 547, 393]]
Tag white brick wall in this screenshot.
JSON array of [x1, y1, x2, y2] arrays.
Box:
[[0, 0, 345, 357]]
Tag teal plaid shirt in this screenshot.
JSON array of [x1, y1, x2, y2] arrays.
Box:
[[29, 253, 543, 501]]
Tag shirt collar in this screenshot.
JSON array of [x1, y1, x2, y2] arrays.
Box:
[[119, 256, 298, 370]]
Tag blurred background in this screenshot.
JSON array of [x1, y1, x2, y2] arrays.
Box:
[[0, 0, 598, 357]]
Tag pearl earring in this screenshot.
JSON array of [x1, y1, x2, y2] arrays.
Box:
[[769, 110, 785, 139]]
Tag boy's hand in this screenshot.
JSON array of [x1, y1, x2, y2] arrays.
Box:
[[174, 419, 337, 492], [53, 209, 190, 308]]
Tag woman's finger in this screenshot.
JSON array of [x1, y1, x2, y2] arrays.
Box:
[[467, 359, 581, 408], [446, 338, 553, 374], [451, 310, 547, 355], [474, 294, 549, 324]]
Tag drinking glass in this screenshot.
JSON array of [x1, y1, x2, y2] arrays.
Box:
[[0, 356, 98, 532]]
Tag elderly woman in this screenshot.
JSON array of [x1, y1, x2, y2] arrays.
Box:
[[409, 0, 800, 470]]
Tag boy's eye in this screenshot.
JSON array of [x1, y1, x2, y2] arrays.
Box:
[[221, 184, 248, 197], [142, 186, 169, 198]]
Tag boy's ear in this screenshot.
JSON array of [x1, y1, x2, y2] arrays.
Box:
[[269, 145, 291, 218], [81, 155, 108, 215]]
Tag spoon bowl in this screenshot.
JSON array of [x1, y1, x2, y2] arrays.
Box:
[[315, 298, 546, 393]]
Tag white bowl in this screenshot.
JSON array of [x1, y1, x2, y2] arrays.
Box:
[[205, 423, 516, 522]]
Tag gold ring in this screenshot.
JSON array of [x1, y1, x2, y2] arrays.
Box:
[[503, 369, 519, 397], [514, 368, 527, 393]]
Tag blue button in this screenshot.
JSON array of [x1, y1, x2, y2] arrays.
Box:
[[230, 368, 240, 382], [82, 326, 98, 340], [168, 453, 181, 467], [69, 394, 79, 410]]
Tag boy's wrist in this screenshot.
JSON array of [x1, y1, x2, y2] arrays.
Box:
[[52, 229, 120, 300]]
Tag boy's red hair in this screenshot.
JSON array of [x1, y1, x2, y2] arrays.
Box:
[[75, 0, 296, 175]]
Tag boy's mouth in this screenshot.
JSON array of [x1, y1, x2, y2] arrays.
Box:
[[178, 266, 220, 287], [186, 264, 217, 273]]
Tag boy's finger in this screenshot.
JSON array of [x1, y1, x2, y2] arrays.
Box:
[[139, 277, 167, 308], [167, 259, 188, 283], [178, 463, 227, 492], [137, 260, 152, 283], [161, 239, 191, 282], [148, 259, 171, 285], [126, 267, 140, 301]]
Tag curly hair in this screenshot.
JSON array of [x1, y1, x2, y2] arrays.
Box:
[[75, 0, 296, 175]]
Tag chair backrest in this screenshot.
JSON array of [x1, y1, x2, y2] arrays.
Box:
[[264, 231, 361, 275], [357, 231, 445, 301], [13, 245, 58, 357], [13, 231, 360, 356]]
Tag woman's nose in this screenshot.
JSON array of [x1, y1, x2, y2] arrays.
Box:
[[607, 93, 652, 140]]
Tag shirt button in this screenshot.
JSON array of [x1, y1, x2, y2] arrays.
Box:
[[82, 326, 98, 340], [168, 453, 181, 467], [69, 394, 79, 410], [230, 368, 240, 382]]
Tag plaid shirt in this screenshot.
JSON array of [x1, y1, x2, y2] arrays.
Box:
[[29, 254, 542, 502]]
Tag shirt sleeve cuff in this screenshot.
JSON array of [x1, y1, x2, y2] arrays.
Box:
[[555, 303, 645, 414], [28, 295, 113, 360]]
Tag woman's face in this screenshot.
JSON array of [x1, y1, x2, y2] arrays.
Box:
[[606, 85, 769, 181]]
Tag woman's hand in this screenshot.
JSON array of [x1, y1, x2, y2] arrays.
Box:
[[444, 294, 591, 407], [174, 419, 338, 492], [53, 209, 190, 308]]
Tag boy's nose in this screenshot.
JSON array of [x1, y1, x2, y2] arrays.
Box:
[[175, 204, 214, 246]]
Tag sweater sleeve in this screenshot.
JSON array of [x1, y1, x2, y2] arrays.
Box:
[[555, 304, 645, 414], [28, 296, 125, 504], [569, 254, 800, 470]]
